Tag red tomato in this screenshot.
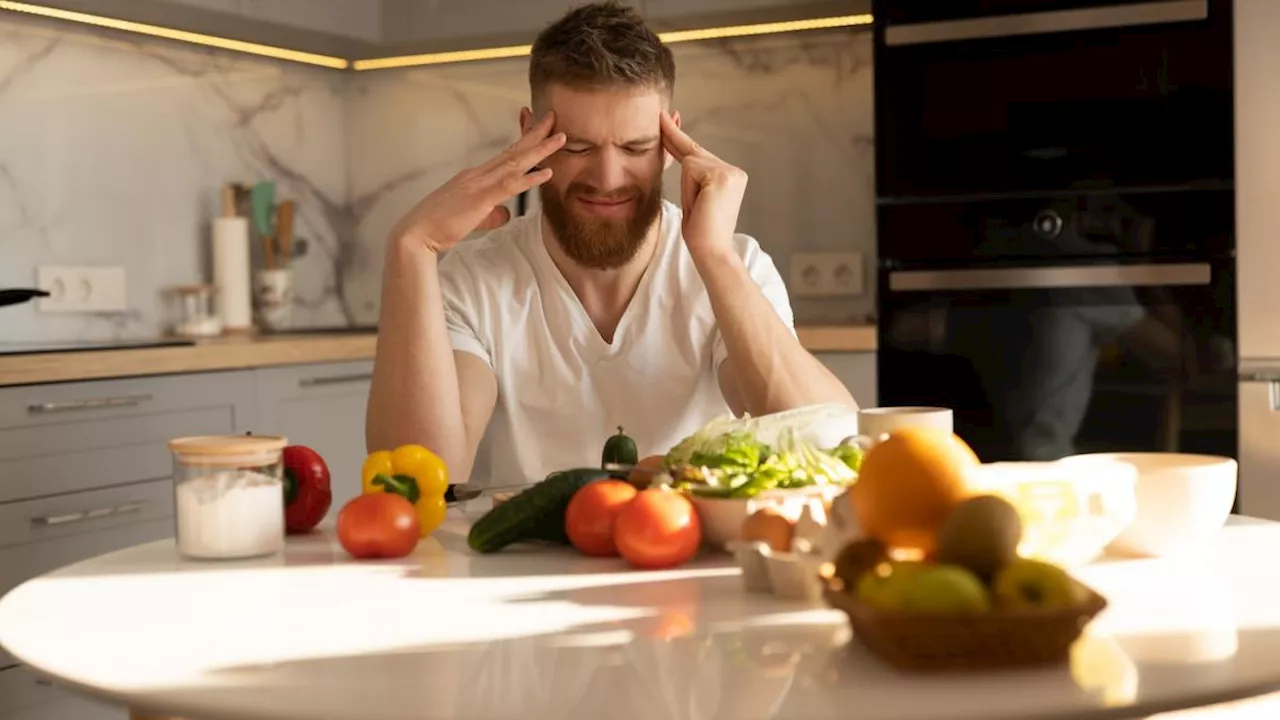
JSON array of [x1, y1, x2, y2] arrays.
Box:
[[614, 489, 702, 570], [336, 494, 420, 559], [565, 480, 638, 557]]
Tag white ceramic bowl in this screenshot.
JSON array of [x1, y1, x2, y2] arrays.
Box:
[[965, 459, 1138, 567], [1058, 452, 1238, 558]]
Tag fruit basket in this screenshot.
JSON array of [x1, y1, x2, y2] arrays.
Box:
[[820, 571, 1108, 672]]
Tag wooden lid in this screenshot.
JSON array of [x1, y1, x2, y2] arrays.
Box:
[[168, 435, 287, 465]]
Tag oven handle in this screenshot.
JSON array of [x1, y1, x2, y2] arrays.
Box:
[[887, 262, 1211, 292], [884, 0, 1208, 46]]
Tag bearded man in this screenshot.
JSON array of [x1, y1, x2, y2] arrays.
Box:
[[367, 1, 857, 490]]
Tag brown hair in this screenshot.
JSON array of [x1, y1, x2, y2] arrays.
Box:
[[529, 1, 675, 103]]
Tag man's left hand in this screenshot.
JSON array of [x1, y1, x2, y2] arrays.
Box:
[[660, 110, 747, 259]]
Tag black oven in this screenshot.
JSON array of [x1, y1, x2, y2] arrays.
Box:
[[873, 0, 1237, 464], [877, 189, 1237, 462], [873, 0, 1233, 199]]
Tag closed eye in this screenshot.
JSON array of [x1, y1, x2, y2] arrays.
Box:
[[562, 146, 591, 155], [623, 145, 657, 156]]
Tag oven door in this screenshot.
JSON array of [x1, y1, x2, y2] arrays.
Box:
[[877, 258, 1237, 463], [873, 0, 1233, 198]]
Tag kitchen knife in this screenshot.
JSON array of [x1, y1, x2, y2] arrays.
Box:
[[0, 288, 50, 308]]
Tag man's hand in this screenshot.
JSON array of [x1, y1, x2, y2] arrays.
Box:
[[390, 111, 566, 254], [660, 110, 748, 259]]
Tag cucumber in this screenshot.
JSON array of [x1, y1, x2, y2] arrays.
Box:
[[466, 468, 607, 553]]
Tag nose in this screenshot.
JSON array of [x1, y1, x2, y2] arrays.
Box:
[[581, 148, 629, 193]]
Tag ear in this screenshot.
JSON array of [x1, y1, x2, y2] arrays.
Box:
[[519, 106, 534, 133]]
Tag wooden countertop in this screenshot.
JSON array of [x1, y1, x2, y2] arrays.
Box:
[[0, 324, 875, 387], [0, 332, 379, 387]]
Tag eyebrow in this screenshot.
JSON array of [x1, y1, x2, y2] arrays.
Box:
[[563, 135, 660, 148]]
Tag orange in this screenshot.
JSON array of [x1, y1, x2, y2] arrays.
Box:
[[851, 426, 981, 554]]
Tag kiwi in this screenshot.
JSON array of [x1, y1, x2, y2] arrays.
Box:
[[830, 538, 890, 593], [935, 495, 1023, 583]]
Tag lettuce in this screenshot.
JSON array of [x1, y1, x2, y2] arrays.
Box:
[[665, 417, 857, 499]]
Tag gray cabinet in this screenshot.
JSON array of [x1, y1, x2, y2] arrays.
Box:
[[816, 352, 877, 409], [0, 360, 377, 720], [255, 361, 374, 509]]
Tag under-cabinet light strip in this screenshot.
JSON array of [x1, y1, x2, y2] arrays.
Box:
[[352, 13, 874, 71], [0, 2, 872, 72], [0, 0, 351, 69]]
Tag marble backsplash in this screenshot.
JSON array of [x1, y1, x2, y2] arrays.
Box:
[[0, 11, 874, 343]]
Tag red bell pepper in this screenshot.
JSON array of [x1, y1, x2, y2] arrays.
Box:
[[282, 445, 332, 534]]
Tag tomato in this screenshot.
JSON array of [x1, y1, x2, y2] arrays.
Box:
[[614, 489, 702, 570], [565, 479, 637, 557], [336, 493, 420, 559]]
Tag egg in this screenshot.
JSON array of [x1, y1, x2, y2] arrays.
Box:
[[741, 507, 795, 553]]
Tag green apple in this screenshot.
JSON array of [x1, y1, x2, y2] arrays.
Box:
[[898, 564, 992, 613], [993, 558, 1084, 610]]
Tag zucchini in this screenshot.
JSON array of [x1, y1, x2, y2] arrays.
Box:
[[466, 468, 607, 553]]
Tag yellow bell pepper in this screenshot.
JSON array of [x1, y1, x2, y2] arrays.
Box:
[[361, 444, 449, 536]]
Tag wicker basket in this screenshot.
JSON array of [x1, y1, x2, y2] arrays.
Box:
[[822, 575, 1108, 672]]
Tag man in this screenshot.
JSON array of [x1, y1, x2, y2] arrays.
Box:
[[366, 1, 857, 489]]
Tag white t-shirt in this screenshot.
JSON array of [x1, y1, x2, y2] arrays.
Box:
[[438, 199, 796, 488]]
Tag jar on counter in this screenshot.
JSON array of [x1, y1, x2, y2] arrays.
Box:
[[168, 435, 288, 560]]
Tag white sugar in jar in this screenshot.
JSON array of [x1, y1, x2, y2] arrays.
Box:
[[167, 435, 288, 560]]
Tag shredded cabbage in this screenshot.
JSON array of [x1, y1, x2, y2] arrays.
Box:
[[663, 414, 859, 499]]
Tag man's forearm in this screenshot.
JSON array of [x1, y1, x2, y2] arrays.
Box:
[[694, 248, 857, 415], [365, 238, 468, 470]]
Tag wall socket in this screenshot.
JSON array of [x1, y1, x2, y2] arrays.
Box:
[[36, 266, 128, 313], [788, 252, 864, 297]]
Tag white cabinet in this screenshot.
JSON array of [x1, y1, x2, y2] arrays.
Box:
[[1235, 0, 1280, 360], [0, 666, 126, 720], [255, 361, 374, 509], [815, 352, 876, 409]]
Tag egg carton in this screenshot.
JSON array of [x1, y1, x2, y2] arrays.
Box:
[[728, 489, 862, 602]]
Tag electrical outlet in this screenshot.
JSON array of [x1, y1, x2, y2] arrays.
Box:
[[36, 266, 128, 313], [788, 252, 864, 297]]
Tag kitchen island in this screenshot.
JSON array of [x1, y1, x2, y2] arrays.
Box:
[[3, 510, 1278, 720]]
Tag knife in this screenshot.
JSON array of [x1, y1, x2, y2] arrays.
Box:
[[0, 288, 50, 308]]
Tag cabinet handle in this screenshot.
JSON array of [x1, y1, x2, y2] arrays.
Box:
[[27, 394, 152, 414], [298, 373, 373, 388], [885, 0, 1207, 45], [31, 500, 147, 527]]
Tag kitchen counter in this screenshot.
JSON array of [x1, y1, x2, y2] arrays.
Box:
[[0, 324, 875, 387], [2, 513, 1280, 720]]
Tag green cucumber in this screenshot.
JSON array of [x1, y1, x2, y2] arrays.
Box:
[[602, 426, 638, 467], [466, 468, 607, 553]]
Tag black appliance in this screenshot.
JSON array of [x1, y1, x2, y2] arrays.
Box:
[[873, 0, 1238, 464]]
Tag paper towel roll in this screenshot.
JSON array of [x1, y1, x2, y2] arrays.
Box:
[[212, 216, 252, 330]]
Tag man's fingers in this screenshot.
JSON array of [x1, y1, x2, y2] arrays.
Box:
[[510, 131, 566, 175], [476, 205, 512, 231], [499, 167, 554, 199], [659, 110, 699, 161], [479, 111, 557, 173]]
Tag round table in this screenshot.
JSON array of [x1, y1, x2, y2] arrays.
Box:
[[2, 511, 1280, 720]]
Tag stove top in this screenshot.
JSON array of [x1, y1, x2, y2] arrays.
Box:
[[0, 338, 196, 356]]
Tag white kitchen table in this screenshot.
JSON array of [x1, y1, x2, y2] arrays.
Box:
[[3, 511, 1280, 720]]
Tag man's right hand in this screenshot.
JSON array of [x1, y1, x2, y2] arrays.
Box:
[[390, 111, 566, 254]]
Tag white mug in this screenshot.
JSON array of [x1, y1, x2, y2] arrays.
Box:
[[856, 406, 953, 444]]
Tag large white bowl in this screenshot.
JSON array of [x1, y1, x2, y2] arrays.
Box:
[[1058, 452, 1237, 558], [965, 459, 1138, 567]]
